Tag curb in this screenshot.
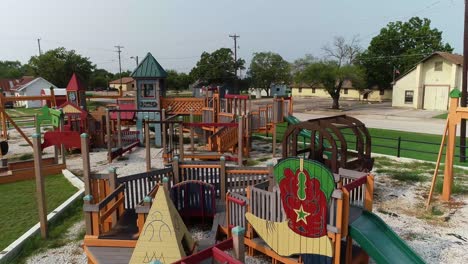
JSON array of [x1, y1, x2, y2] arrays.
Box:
[[0, 171, 84, 263]]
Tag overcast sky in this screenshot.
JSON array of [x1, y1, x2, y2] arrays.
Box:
[[0, 0, 463, 75]]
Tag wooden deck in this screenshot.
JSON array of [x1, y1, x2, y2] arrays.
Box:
[[99, 210, 139, 240], [184, 151, 223, 160]]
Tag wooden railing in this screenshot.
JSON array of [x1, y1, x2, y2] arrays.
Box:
[[84, 184, 126, 236], [226, 167, 269, 196], [218, 112, 235, 123], [161, 97, 205, 115], [117, 167, 173, 209], [202, 107, 215, 123], [339, 168, 372, 208], [247, 185, 285, 223], [216, 125, 238, 152], [225, 192, 248, 236], [173, 158, 273, 201]]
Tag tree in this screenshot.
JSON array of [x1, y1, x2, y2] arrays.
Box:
[[0, 60, 32, 79], [28, 47, 95, 87], [357, 17, 453, 88], [113, 70, 132, 80], [189, 48, 245, 86], [89, 68, 114, 89], [295, 61, 365, 109], [166, 69, 193, 93], [248, 52, 291, 96], [291, 54, 318, 75], [323, 36, 361, 66]]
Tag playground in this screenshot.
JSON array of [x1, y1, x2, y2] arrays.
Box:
[[0, 54, 467, 264]]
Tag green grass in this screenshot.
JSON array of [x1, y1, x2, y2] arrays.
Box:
[[0, 175, 78, 250], [268, 123, 468, 166], [433, 113, 448, 119], [8, 199, 84, 264]]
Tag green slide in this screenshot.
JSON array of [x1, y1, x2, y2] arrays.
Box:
[[349, 211, 426, 264], [284, 115, 332, 158]]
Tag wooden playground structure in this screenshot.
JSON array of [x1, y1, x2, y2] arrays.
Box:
[[427, 88, 468, 205]]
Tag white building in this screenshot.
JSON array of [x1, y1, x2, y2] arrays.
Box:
[[392, 52, 463, 111], [13, 77, 58, 108]]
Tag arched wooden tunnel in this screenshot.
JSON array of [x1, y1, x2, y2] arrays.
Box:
[[282, 115, 374, 173]]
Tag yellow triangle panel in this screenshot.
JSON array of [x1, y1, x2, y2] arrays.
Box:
[[130, 186, 196, 264]]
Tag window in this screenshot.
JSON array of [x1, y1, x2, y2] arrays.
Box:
[[142, 83, 155, 98], [344, 88, 349, 95], [435, 61, 443, 71], [132, 83, 135, 88], [298, 88, 302, 93], [405, 90, 414, 103], [276, 88, 280, 92], [312, 88, 316, 93], [379, 89, 385, 95]]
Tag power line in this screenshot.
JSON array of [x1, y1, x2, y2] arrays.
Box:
[[229, 34, 240, 76]]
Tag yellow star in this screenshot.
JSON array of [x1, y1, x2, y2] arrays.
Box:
[[294, 205, 310, 224]]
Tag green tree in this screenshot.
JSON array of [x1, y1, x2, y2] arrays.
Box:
[[0, 61, 31, 79], [295, 61, 365, 109], [166, 70, 193, 93], [248, 52, 291, 96], [113, 70, 132, 80], [89, 68, 114, 89], [28, 47, 95, 87], [189, 48, 245, 86], [357, 17, 453, 88]]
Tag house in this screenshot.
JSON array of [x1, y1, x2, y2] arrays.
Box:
[[292, 80, 392, 102], [12, 77, 58, 108], [41, 88, 67, 107], [0, 76, 35, 95], [109, 77, 135, 92], [392, 52, 463, 110]]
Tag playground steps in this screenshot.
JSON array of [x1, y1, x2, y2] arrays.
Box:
[[85, 246, 133, 264], [207, 125, 238, 153]]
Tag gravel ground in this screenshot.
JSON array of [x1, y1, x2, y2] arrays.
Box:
[[5, 128, 467, 264]]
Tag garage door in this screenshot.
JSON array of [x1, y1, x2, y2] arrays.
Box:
[[423, 85, 449, 110]]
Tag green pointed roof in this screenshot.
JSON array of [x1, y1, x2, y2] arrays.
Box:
[[131, 52, 167, 78]]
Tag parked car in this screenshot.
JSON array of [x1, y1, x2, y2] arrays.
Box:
[[4, 101, 13, 109]]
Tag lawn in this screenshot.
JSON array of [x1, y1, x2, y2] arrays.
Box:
[[0, 175, 78, 250], [5, 107, 51, 128], [266, 123, 468, 166], [432, 112, 448, 119]]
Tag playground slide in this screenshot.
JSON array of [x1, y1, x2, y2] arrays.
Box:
[[284, 115, 312, 139], [349, 211, 426, 264]]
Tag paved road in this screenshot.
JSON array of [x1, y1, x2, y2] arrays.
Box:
[[292, 112, 452, 136]]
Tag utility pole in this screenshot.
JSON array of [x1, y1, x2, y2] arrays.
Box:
[[115, 45, 124, 90], [37, 38, 42, 56], [131, 56, 139, 67], [461, 0, 468, 162], [229, 34, 240, 76], [229, 34, 240, 92]]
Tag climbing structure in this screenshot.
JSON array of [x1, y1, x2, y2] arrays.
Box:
[[282, 115, 373, 173]]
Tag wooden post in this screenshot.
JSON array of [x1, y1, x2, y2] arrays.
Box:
[[427, 119, 449, 209], [163, 176, 169, 190], [162, 109, 167, 157], [106, 108, 112, 163], [60, 109, 66, 165], [272, 96, 278, 157], [267, 161, 275, 192], [220, 156, 226, 201], [50, 86, 57, 108], [32, 133, 48, 238], [117, 106, 122, 148], [237, 115, 243, 166], [442, 96, 459, 201], [172, 156, 180, 184], [108, 167, 118, 226], [190, 109, 194, 154], [0, 89, 7, 139], [232, 226, 245, 262], [178, 116, 184, 160], [81, 133, 94, 235], [145, 120, 151, 172]]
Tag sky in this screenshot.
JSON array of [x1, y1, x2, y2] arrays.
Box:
[[0, 0, 464, 75]]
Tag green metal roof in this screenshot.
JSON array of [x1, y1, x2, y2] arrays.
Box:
[[131, 52, 167, 78]]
